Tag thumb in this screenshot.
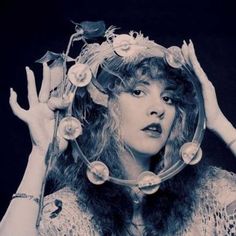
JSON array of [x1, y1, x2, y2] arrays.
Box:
[[9, 88, 28, 122]]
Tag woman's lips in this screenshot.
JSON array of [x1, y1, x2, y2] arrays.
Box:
[[142, 123, 162, 138]]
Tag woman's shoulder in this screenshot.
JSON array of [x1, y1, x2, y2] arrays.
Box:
[[188, 166, 236, 235], [199, 166, 236, 207], [38, 187, 99, 235]]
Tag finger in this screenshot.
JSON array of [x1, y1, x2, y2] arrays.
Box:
[[181, 40, 191, 65], [9, 88, 28, 121], [39, 63, 51, 103], [57, 136, 68, 152], [47, 96, 70, 111], [188, 40, 209, 84], [26, 67, 38, 106]]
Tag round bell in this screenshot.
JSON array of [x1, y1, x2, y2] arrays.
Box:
[[68, 63, 92, 87], [58, 116, 82, 140], [86, 161, 109, 185], [180, 142, 203, 165], [113, 34, 136, 57], [165, 46, 185, 68], [137, 171, 161, 194]]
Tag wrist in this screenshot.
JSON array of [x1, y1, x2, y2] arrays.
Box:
[[208, 111, 226, 131], [16, 150, 48, 197], [30, 145, 48, 157], [27, 147, 48, 175], [29, 145, 48, 162], [211, 115, 236, 144]]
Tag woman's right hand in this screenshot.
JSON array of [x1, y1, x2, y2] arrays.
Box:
[[9, 63, 68, 160], [0, 63, 69, 236]]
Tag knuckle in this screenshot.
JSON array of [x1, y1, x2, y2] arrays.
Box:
[[47, 97, 57, 110], [48, 97, 69, 110]]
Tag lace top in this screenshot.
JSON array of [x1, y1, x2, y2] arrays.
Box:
[[38, 167, 236, 235]]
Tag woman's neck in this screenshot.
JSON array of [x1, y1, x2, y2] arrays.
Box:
[[120, 149, 151, 180]]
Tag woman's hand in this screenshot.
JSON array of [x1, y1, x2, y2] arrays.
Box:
[[9, 63, 68, 158], [182, 41, 236, 155], [181, 40, 225, 131], [0, 64, 69, 236]]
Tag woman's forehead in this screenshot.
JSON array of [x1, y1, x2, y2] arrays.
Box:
[[134, 74, 177, 90]]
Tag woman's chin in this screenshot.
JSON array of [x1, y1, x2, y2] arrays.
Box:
[[128, 146, 162, 160]]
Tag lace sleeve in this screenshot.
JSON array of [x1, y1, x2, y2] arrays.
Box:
[[208, 167, 236, 235], [37, 188, 100, 236], [188, 167, 236, 236]]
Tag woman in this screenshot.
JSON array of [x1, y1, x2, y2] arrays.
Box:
[[0, 22, 236, 235]]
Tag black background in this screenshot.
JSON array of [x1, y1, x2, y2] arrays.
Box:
[[0, 0, 236, 218]]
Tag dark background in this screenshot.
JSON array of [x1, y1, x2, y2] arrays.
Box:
[[0, 0, 236, 218]]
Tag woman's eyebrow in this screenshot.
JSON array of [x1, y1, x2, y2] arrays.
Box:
[[135, 80, 150, 86], [163, 85, 177, 91]]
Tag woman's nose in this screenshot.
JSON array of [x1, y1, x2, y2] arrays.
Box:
[[147, 103, 165, 119]]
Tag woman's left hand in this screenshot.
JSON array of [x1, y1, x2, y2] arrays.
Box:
[[182, 41, 236, 156], [181, 40, 225, 132]]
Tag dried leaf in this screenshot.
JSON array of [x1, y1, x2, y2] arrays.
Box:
[[36, 51, 62, 63], [36, 51, 74, 91]]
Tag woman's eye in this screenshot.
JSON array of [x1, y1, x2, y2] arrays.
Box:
[[162, 96, 174, 104], [132, 89, 145, 97]]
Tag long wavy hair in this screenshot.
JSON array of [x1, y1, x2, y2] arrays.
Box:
[[48, 57, 200, 235]]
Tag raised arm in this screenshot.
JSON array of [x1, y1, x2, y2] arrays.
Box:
[[0, 64, 68, 236], [182, 41, 236, 156]]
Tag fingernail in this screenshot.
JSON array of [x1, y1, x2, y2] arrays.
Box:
[[25, 66, 30, 72], [43, 62, 47, 68], [189, 39, 193, 47], [10, 88, 16, 97], [183, 40, 187, 46]]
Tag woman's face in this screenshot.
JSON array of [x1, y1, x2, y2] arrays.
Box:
[[117, 78, 176, 159]]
